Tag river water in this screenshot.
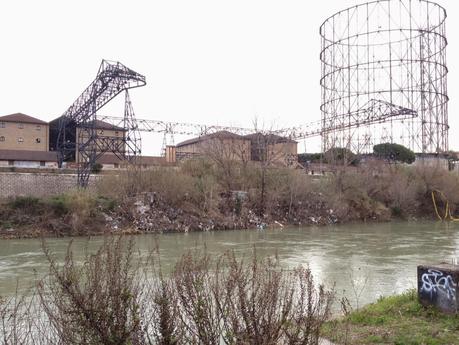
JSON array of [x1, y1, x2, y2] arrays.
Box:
[[1, 221, 459, 307]]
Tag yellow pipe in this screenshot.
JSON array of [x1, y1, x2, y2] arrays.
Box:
[[431, 190, 459, 221]]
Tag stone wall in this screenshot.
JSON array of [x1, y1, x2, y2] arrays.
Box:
[[0, 172, 99, 198]]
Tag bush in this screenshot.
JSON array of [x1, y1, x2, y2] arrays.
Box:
[[8, 196, 42, 210], [91, 162, 103, 173], [1, 237, 335, 345]]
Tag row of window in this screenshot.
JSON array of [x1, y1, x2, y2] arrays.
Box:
[[0, 136, 41, 143], [0, 122, 42, 130]]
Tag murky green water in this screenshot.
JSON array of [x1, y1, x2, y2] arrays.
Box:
[[1, 221, 459, 307]]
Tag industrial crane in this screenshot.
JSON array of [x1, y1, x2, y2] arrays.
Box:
[[56, 60, 146, 187]]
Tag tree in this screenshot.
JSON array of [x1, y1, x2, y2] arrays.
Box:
[[373, 143, 415, 164], [323, 147, 359, 166]]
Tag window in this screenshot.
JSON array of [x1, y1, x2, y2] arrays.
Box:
[[115, 131, 119, 136], [0, 136, 4, 142], [18, 137, 24, 143], [0, 122, 5, 128], [36, 125, 41, 131], [36, 138, 41, 143], [8, 160, 13, 166], [18, 123, 24, 129], [40, 161, 45, 167]]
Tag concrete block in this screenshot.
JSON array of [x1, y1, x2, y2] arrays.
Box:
[[418, 264, 459, 314]]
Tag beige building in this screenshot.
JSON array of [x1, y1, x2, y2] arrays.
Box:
[[0, 113, 49, 152], [244, 133, 298, 166], [0, 150, 58, 168], [176, 131, 251, 162], [75, 120, 126, 162]]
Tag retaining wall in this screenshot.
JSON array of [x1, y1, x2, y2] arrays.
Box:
[[0, 172, 99, 198]]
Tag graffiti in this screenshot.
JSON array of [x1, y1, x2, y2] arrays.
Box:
[[420, 269, 457, 302]]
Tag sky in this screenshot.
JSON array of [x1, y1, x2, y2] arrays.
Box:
[[1, 0, 458, 155]]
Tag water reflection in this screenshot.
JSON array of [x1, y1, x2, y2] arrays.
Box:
[[1, 221, 458, 307]]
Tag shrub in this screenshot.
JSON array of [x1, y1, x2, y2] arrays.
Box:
[[91, 162, 103, 173], [1, 237, 334, 345], [8, 196, 41, 210], [38, 237, 144, 345]]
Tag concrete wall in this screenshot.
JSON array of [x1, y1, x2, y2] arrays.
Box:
[[269, 142, 298, 165], [0, 172, 99, 198], [0, 122, 49, 151]]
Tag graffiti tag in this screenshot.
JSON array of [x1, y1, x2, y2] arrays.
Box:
[[420, 269, 457, 301]]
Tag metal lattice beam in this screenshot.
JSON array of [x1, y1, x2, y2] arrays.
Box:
[[320, 0, 448, 154], [56, 60, 146, 187]]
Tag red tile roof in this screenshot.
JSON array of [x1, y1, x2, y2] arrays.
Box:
[[0, 113, 48, 125]]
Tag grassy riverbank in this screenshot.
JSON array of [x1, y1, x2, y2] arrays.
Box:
[[2, 160, 459, 238], [322, 290, 459, 345]]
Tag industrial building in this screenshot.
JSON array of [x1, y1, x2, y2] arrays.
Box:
[[176, 131, 251, 162], [0, 112, 153, 170], [175, 130, 298, 166]]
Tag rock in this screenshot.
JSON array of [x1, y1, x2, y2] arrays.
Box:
[[418, 263, 459, 314]]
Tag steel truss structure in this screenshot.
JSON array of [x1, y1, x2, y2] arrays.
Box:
[[320, 0, 448, 154], [56, 60, 145, 186], [99, 99, 417, 148]]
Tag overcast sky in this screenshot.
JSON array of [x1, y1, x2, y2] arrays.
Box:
[[1, 0, 458, 155]]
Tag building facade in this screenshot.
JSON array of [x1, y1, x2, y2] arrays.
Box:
[[176, 131, 251, 162], [244, 133, 298, 166], [0, 113, 49, 152]]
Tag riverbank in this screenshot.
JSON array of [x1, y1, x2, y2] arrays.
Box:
[[322, 290, 459, 344], [1, 161, 458, 239]]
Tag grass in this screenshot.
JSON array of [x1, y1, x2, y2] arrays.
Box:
[[322, 290, 459, 345]]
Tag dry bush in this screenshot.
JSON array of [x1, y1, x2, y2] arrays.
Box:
[[265, 168, 314, 217], [407, 164, 459, 217], [326, 168, 390, 222], [379, 166, 424, 217], [38, 237, 145, 345], [2, 238, 335, 345], [173, 251, 221, 345], [0, 292, 36, 345], [215, 252, 333, 345], [98, 166, 221, 212], [57, 190, 98, 231]]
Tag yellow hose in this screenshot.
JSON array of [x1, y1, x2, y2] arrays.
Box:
[[431, 190, 459, 221]]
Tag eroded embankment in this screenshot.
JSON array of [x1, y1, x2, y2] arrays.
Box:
[[1, 162, 456, 239]]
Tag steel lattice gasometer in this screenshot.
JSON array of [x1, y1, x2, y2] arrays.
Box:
[[320, 0, 448, 154]]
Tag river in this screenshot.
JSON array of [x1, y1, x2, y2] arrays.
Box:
[[1, 221, 459, 307]]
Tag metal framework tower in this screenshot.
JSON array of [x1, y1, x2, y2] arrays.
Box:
[[56, 60, 146, 187], [320, 0, 448, 154]]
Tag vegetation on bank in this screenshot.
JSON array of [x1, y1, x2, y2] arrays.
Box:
[[2, 158, 459, 237], [0, 237, 334, 345], [322, 290, 459, 345], [0, 191, 115, 237]]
